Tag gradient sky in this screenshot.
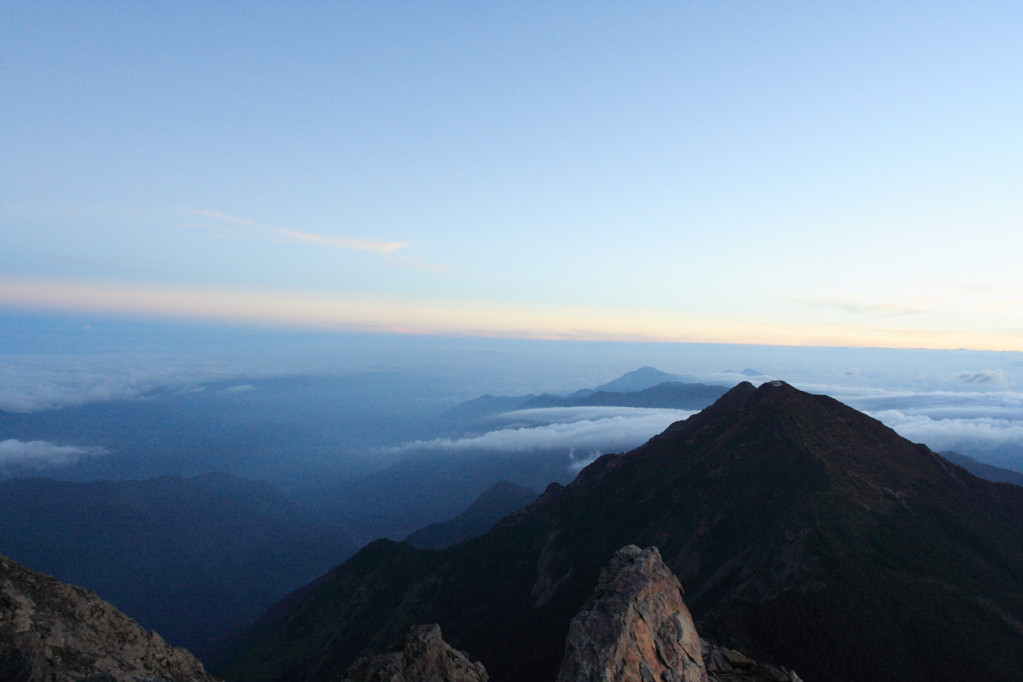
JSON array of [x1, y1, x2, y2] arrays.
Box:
[[2, 2, 1022, 350]]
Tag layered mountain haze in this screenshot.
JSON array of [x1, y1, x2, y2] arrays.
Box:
[[223, 381, 1023, 682], [404, 481, 537, 550], [0, 473, 356, 664], [301, 377, 728, 542]]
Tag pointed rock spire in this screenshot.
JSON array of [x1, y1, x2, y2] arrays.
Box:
[[556, 545, 708, 682]]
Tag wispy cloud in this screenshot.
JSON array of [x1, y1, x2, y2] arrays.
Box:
[[182, 208, 409, 256], [0, 439, 109, 470], [188, 209, 257, 226], [277, 228, 406, 255], [787, 297, 930, 317]]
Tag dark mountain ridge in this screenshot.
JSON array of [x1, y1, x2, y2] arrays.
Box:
[[516, 380, 728, 410], [0, 472, 356, 665], [404, 480, 537, 550], [223, 381, 1023, 682], [941, 449, 1023, 487]]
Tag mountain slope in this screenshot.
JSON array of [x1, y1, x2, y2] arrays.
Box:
[[0, 473, 356, 664], [224, 382, 1023, 682], [404, 481, 537, 550], [941, 450, 1023, 486]]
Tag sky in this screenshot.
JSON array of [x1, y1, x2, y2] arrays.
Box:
[[2, 2, 1023, 349]]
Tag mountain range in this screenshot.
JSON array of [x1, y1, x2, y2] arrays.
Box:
[[223, 381, 1023, 682], [434, 369, 724, 428]]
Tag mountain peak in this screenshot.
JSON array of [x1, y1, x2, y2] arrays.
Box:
[[652, 378, 971, 512], [594, 367, 691, 393]]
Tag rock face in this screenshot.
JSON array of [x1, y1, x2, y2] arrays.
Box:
[[557, 545, 707, 682], [0, 554, 218, 682], [343, 623, 487, 682], [701, 641, 802, 682]]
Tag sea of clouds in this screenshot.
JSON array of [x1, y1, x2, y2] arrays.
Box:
[[2, 325, 1022, 475], [388, 406, 696, 456]]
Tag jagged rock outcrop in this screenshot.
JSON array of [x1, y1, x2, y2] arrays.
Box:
[[555, 545, 801, 682], [701, 641, 802, 682], [556, 545, 707, 682], [0, 554, 218, 682], [342, 623, 487, 682]]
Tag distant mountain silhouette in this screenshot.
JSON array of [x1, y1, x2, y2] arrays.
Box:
[[436, 369, 727, 425], [517, 381, 727, 410], [940, 450, 1023, 486], [405, 480, 537, 550], [0, 472, 355, 665], [434, 393, 539, 427], [592, 366, 695, 392], [223, 381, 1023, 682], [724, 368, 766, 378]]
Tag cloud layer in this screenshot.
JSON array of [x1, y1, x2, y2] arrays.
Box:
[[0, 439, 109, 470], [389, 406, 695, 456]]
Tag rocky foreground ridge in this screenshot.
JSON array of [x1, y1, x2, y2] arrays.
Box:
[[0, 553, 218, 682], [346, 546, 799, 682]]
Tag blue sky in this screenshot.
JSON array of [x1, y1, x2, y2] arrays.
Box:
[[2, 2, 1022, 349]]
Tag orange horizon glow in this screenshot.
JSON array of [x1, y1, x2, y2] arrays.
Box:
[[1, 277, 1020, 353]]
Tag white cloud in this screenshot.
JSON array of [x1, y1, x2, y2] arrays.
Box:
[[567, 449, 604, 472], [0, 357, 232, 412], [388, 407, 695, 456], [868, 409, 1023, 455], [0, 439, 109, 469], [183, 208, 407, 255]]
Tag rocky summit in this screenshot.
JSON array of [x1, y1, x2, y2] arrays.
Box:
[[224, 381, 1023, 682], [0, 554, 218, 682]]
